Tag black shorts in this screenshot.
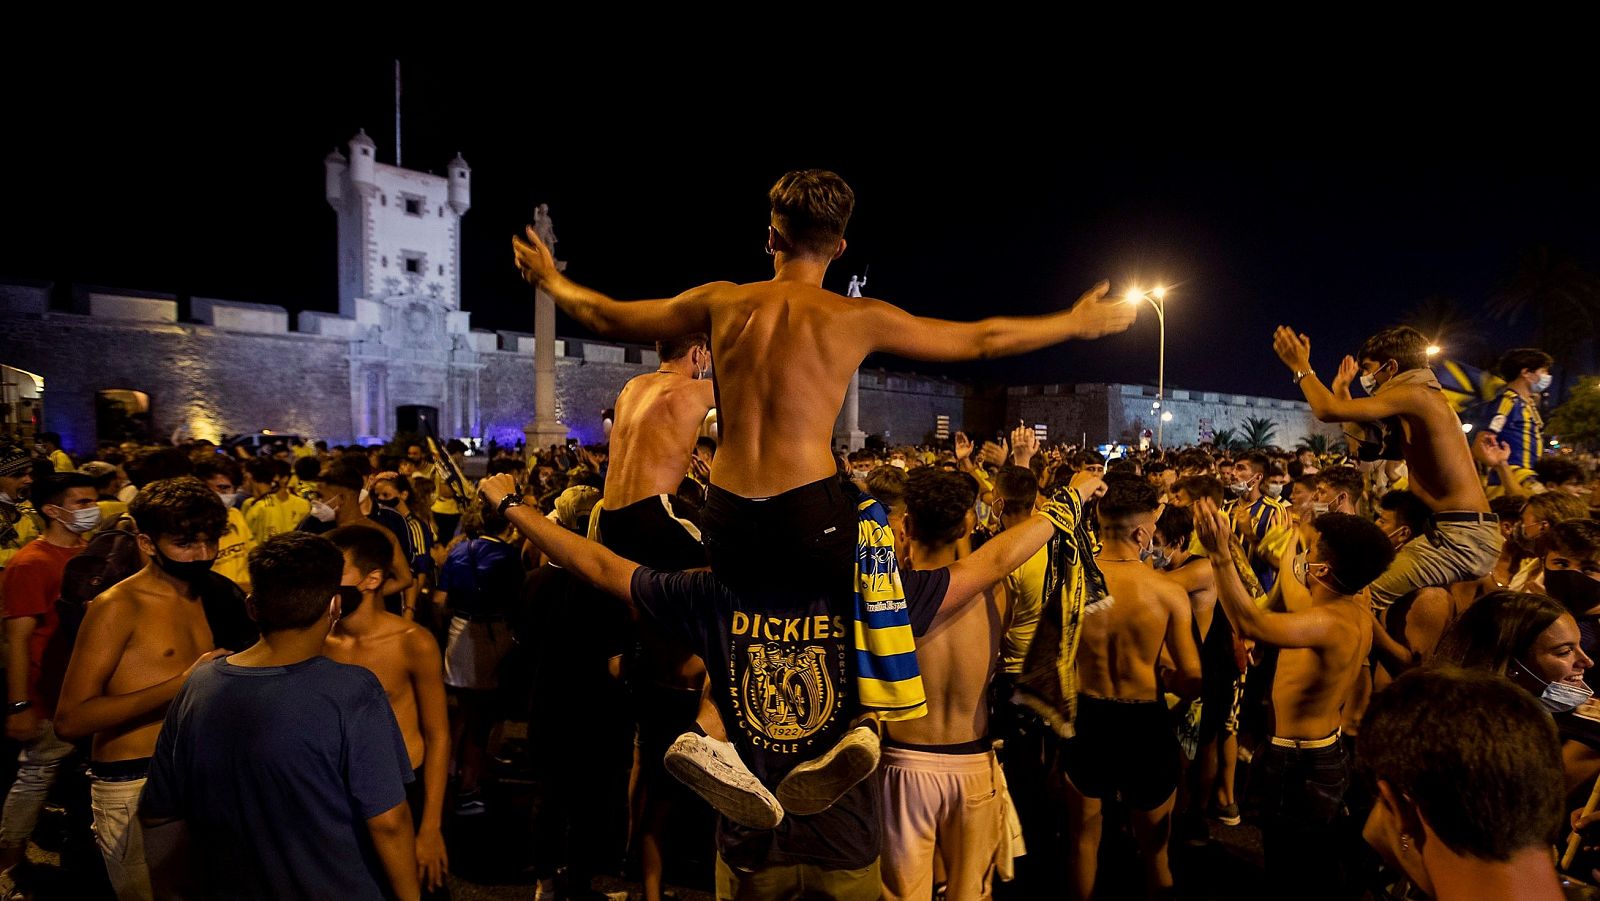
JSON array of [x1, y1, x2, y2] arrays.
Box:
[[1199, 613, 1242, 742], [1063, 694, 1180, 811], [636, 682, 704, 783], [702, 475, 856, 597], [598, 494, 707, 571]]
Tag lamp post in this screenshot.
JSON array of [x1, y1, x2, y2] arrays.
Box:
[[1127, 286, 1169, 447]]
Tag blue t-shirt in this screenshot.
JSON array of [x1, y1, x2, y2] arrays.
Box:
[[140, 656, 414, 901], [630, 565, 949, 871], [438, 536, 525, 618]]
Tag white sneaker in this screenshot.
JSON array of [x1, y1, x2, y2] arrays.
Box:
[[663, 732, 783, 830], [775, 725, 880, 816]]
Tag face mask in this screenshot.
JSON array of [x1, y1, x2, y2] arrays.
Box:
[[1546, 569, 1600, 615], [1311, 502, 1331, 516], [1292, 551, 1310, 586], [1149, 549, 1172, 570], [1534, 373, 1553, 393], [1228, 480, 1253, 496], [1263, 483, 1284, 499], [310, 501, 336, 522], [1137, 532, 1157, 563], [217, 492, 241, 509], [53, 505, 102, 534], [338, 585, 367, 617], [0, 491, 13, 505], [152, 545, 216, 586], [851, 469, 871, 480], [1359, 373, 1379, 396], [890, 460, 907, 470], [1384, 528, 1409, 550], [374, 496, 400, 509], [1510, 657, 1593, 714]]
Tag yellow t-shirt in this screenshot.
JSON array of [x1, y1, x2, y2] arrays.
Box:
[[0, 502, 42, 569], [213, 507, 254, 589], [50, 449, 74, 472], [243, 493, 311, 543], [1001, 544, 1049, 674]]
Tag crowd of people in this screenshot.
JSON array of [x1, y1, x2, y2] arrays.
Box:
[[0, 170, 1598, 900]]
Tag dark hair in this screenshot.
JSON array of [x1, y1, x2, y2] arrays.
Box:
[[1238, 452, 1271, 477], [1432, 590, 1567, 676], [1548, 519, 1600, 562], [904, 468, 978, 548], [848, 449, 879, 465], [372, 474, 410, 500], [125, 448, 194, 489], [246, 533, 343, 633], [1312, 512, 1395, 594], [695, 436, 717, 454], [1155, 503, 1195, 547], [1314, 466, 1365, 503], [487, 458, 524, 478], [1174, 474, 1224, 506], [38, 432, 62, 448], [1175, 449, 1212, 473], [33, 472, 95, 510], [1074, 450, 1107, 468], [1359, 667, 1564, 860], [1533, 455, 1586, 488], [865, 465, 909, 512], [319, 458, 366, 493], [293, 456, 322, 482], [130, 476, 228, 542], [657, 333, 709, 363], [245, 457, 287, 485], [1496, 348, 1554, 384], [1490, 494, 1528, 524], [1358, 325, 1431, 373], [1098, 474, 1161, 528], [1378, 490, 1433, 536], [326, 523, 393, 584], [768, 169, 855, 259], [993, 465, 1039, 519], [193, 457, 242, 488], [1526, 491, 1589, 529]]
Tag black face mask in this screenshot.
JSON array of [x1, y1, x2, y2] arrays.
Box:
[[338, 585, 367, 616], [153, 546, 216, 586], [374, 496, 400, 509], [1547, 569, 1600, 616]]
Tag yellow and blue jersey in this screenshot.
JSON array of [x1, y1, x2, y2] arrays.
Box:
[[1224, 493, 1289, 594], [1485, 388, 1543, 469]]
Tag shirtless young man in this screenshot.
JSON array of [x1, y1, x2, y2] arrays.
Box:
[[1195, 501, 1396, 899], [55, 477, 259, 900], [1061, 477, 1201, 901], [513, 170, 1134, 805], [879, 467, 1105, 901], [1274, 324, 1500, 612], [324, 524, 450, 897], [593, 333, 719, 901]]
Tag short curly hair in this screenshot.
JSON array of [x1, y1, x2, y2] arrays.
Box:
[[129, 476, 227, 542]]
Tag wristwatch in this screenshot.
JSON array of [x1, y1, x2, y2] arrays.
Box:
[[1292, 369, 1316, 385], [496, 495, 525, 517], [6, 700, 30, 715]]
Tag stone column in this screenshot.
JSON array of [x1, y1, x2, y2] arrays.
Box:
[[835, 368, 867, 451], [524, 279, 569, 458]]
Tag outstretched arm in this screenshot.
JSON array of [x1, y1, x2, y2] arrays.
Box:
[[865, 281, 1137, 362], [1273, 330, 1416, 423], [480, 474, 638, 602], [513, 228, 717, 342], [1195, 499, 1337, 650]]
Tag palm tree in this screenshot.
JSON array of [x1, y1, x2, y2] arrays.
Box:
[[1297, 433, 1332, 455], [1241, 416, 1278, 449], [1210, 428, 1239, 451], [1490, 246, 1600, 399]]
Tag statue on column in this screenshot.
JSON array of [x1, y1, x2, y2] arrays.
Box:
[[533, 203, 559, 258], [847, 271, 867, 298]]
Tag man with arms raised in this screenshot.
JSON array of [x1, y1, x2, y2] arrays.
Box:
[[1274, 324, 1499, 611], [1195, 501, 1395, 899], [1061, 477, 1201, 900]]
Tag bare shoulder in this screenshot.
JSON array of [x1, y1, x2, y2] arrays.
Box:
[[398, 619, 443, 659], [84, 574, 149, 619]]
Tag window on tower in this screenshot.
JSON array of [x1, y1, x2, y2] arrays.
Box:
[[404, 198, 421, 216], [405, 258, 421, 274]]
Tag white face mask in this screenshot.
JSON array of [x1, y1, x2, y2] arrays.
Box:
[[310, 500, 336, 523], [1534, 373, 1553, 393], [1358, 373, 1379, 396], [0, 491, 13, 505], [1311, 502, 1331, 516], [218, 492, 242, 509], [1264, 482, 1285, 499], [54, 505, 103, 534], [1511, 658, 1593, 714]]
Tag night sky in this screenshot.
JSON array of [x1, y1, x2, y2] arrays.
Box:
[[5, 52, 1596, 398]]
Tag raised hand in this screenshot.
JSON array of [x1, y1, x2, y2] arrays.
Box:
[[1193, 498, 1231, 554], [1068, 470, 1107, 502], [1010, 425, 1040, 467], [1332, 355, 1360, 397], [479, 473, 518, 508], [1273, 326, 1313, 373], [1473, 431, 1512, 467], [512, 226, 560, 287], [979, 439, 1008, 468], [953, 431, 974, 463], [1066, 281, 1138, 339]]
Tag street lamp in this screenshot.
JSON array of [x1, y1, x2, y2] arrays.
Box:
[[1425, 344, 1442, 358], [1126, 287, 1170, 447]]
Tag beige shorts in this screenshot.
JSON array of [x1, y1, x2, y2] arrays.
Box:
[[879, 746, 1005, 901], [444, 616, 515, 690]]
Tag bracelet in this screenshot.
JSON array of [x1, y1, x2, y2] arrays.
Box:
[[6, 700, 30, 714], [1292, 369, 1316, 385]]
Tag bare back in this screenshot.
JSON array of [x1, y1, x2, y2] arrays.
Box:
[[89, 571, 215, 762], [605, 372, 716, 509], [1271, 598, 1372, 740], [1389, 385, 1489, 512], [1163, 553, 1217, 642], [887, 586, 1008, 746], [1077, 560, 1190, 701], [323, 613, 433, 769], [700, 281, 875, 497]]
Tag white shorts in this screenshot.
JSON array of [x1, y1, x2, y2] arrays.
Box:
[[444, 615, 515, 690]]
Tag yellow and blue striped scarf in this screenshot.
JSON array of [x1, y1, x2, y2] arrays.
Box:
[[852, 491, 926, 722]]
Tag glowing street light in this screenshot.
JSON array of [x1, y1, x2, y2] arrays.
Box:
[[1126, 286, 1171, 447], [1425, 345, 1442, 358]]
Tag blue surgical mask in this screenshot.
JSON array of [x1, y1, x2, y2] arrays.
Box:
[[1510, 657, 1593, 714]]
